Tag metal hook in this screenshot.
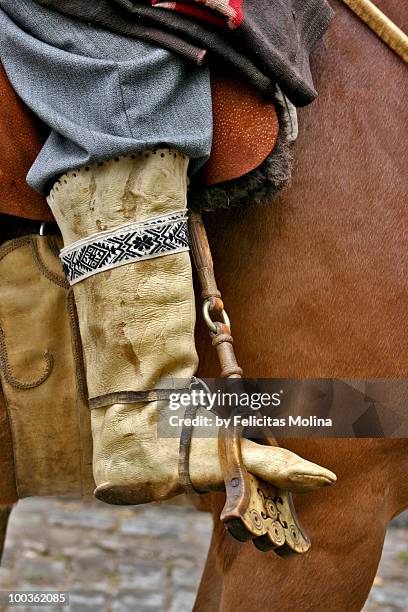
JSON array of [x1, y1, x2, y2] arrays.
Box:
[[39, 222, 47, 236]]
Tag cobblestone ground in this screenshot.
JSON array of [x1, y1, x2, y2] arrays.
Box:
[[0, 499, 212, 612], [0, 499, 406, 612]]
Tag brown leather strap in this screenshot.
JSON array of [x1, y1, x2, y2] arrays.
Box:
[[188, 212, 221, 300], [211, 324, 243, 378], [188, 211, 243, 376], [178, 401, 201, 494], [89, 388, 190, 410]]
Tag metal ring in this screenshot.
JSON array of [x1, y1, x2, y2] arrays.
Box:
[[202, 299, 230, 333], [39, 222, 47, 236]]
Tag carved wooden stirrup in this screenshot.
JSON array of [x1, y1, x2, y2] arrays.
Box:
[[218, 423, 310, 555]]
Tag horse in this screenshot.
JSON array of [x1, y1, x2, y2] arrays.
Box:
[[193, 0, 408, 609], [0, 0, 407, 609]]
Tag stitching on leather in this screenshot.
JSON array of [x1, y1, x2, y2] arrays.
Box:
[[0, 237, 56, 390], [0, 325, 54, 390], [66, 288, 90, 497], [66, 289, 89, 404], [30, 236, 69, 289], [0, 236, 31, 264]]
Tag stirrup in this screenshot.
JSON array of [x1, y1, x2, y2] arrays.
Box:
[[219, 423, 310, 556], [188, 212, 311, 556]]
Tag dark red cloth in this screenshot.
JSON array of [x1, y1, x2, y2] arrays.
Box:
[[151, 1, 244, 29]]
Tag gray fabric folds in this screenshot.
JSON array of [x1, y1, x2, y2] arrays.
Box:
[[0, 0, 213, 194]]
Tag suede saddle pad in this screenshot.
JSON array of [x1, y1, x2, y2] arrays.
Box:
[[0, 63, 279, 221]]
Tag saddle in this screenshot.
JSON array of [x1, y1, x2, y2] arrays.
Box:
[[0, 64, 52, 222], [0, 63, 279, 220]]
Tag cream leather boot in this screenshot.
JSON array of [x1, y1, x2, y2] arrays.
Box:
[[48, 151, 336, 505]]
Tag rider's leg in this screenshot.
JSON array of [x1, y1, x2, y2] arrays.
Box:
[[48, 153, 336, 504], [0, 0, 335, 503]]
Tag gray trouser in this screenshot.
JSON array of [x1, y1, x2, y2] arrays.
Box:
[[0, 0, 213, 195]]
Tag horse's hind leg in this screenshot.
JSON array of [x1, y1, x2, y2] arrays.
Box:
[[0, 506, 12, 564]]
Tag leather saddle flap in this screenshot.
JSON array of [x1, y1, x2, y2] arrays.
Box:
[[0, 64, 53, 222], [201, 70, 279, 186]]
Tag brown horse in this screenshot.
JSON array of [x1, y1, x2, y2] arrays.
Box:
[[194, 1, 408, 610], [0, 0, 407, 608]]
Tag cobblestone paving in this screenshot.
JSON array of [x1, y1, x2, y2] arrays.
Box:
[[0, 499, 406, 611], [0, 499, 212, 612]]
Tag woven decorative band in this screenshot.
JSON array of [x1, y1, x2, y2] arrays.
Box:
[[60, 212, 189, 285]]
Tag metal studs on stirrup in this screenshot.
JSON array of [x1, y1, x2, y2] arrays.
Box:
[[202, 298, 230, 334]]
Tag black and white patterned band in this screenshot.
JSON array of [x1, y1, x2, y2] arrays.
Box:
[[60, 211, 190, 285]]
